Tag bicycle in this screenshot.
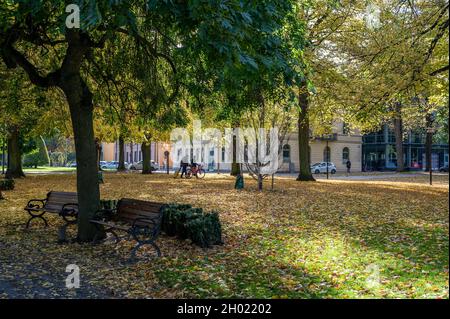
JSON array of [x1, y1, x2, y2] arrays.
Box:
[[186, 163, 206, 179]]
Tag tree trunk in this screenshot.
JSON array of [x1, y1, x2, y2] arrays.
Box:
[[130, 143, 134, 164], [257, 173, 263, 191], [5, 126, 25, 179], [231, 121, 241, 176], [59, 34, 100, 242], [425, 113, 433, 172], [393, 103, 404, 172], [296, 82, 315, 181], [64, 85, 100, 242], [142, 142, 152, 174], [117, 135, 126, 171]]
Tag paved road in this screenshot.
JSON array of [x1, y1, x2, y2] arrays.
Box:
[[277, 171, 448, 181]]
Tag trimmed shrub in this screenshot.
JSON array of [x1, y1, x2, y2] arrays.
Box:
[[161, 204, 223, 248], [186, 211, 223, 248], [161, 204, 192, 236], [0, 179, 15, 191], [174, 207, 203, 240], [100, 199, 119, 210]]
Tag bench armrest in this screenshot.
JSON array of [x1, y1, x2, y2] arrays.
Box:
[[25, 199, 47, 210]]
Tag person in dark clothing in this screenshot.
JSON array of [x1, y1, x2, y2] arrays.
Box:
[[180, 155, 189, 178], [346, 160, 352, 175]]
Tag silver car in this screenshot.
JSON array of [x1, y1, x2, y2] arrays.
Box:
[[311, 162, 337, 174], [129, 160, 159, 171]]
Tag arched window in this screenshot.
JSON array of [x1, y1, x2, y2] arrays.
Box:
[[283, 144, 291, 163], [342, 147, 350, 164], [323, 146, 331, 162]]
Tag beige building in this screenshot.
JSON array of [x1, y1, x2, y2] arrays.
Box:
[[102, 121, 362, 173], [278, 124, 362, 173]]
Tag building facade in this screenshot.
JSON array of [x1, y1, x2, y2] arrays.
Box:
[[362, 124, 449, 171], [102, 122, 363, 173], [102, 141, 173, 168]]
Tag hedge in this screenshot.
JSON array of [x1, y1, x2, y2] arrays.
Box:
[[161, 204, 223, 248]]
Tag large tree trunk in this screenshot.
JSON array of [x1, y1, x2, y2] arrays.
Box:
[[142, 142, 152, 174], [130, 143, 134, 164], [117, 135, 126, 171], [5, 126, 25, 179], [393, 103, 404, 172], [60, 33, 100, 242], [231, 121, 241, 176], [296, 82, 315, 181], [425, 113, 433, 172]]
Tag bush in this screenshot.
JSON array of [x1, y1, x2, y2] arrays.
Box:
[[0, 179, 15, 191], [161, 204, 192, 236], [161, 204, 223, 248], [100, 199, 119, 211], [186, 211, 223, 248]]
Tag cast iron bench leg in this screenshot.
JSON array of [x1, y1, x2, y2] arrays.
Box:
[[25, 211, 48, 229], [130, 240, 161, 260]]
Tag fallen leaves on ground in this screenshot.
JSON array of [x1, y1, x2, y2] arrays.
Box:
[[0, 172, 448, 298]]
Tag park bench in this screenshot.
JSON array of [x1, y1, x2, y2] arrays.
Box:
[[90, 198, 165, 259], [24, 191, 79, 229]]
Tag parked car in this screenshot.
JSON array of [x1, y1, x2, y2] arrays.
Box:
[[129, 160, 159, 171], [439, 165, 449, 172], [101, 161, 119, 170], [311, 162, 337, 174]]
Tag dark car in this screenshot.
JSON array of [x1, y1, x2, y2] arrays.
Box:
[[439, 165, 449, 172]]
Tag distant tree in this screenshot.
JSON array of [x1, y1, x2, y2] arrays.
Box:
[[23, 136, 49, 168]]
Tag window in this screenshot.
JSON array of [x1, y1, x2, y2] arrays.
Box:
[[342, 147, 350, 164], [221, 147, 225, 162], [323, 146, 331, 162], [283, 144, 291, 163], [343, 122, 350, 135]]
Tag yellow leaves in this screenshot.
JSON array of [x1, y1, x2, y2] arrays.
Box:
[[0, 172, 448, 298]]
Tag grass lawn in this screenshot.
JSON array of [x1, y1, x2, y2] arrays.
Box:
[[23, 166, 77, 173], [0, 173, 448, 298]]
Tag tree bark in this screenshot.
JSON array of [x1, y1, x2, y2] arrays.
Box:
[[130, 143, 134, 164], [393, 102, 404, 172], [231, 121, 241, 176], [425, 113, 433, 172], [5, 126, 25, 179], [59, 32, 100, 242], [117, 135, 126, 171], [142, 142, 152, 174], [296, 81, 315, 181]]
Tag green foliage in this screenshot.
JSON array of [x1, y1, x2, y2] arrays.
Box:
[[161, 204, 223, 248], [49, 152, 65, 166], [22, 136, 49, 168], [161, 204, 193, 236], [186, 211, 223, 248], [99, 199, 119, 211], [0, 178, 15, 191]]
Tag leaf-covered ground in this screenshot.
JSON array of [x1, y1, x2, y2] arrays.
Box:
[[0, 172, 448, 298]]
